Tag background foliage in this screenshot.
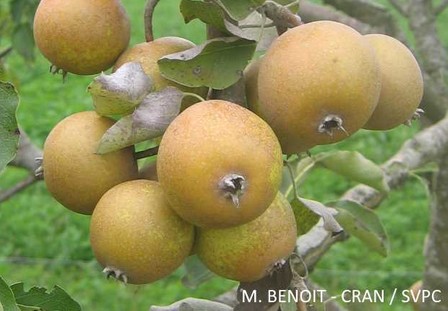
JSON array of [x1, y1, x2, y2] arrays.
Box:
[[1, 0, 445, 310]]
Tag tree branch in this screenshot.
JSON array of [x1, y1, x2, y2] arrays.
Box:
[[300, 1, 374, 34], [0, 46, 13, 59], [0, 174, 40, 204], [434, 0, 448, 15], [10, 129, 42, 172], [325, 0, 405, 36], [407, 0, 448, 122], [387, 0, 409, 17], [135, 146, 159, 160], [299, 116, 448, 270], [421, 150, 448, 311]]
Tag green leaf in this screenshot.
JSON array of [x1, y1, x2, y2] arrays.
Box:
[[158, 37, 256, 90], [180, 0, 227, 32], [0, 81, 20, 173], [97, 87, 183, 154], [0, 277, 20, 311], [88, 62, 152, 116], [315, 151, 389, 193], [331, 200, 390, 257], [10, 0, 38, 24], [11, 23, 34, 62], [218, 0, 266, 21], [290, 197, 320, 236], [10, 283, 81, 311], [181, 255, 215, 289]]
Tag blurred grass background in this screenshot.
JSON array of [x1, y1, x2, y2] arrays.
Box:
[[1, 0, 446, 310]]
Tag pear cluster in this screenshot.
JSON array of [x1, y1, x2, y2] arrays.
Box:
[[43, 102, 296, 284], [246, 21, 424, 154], [37, 2, 423, 287]]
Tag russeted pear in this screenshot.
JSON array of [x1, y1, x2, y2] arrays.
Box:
[[157, 100, 283, 228], [363, 34, 424, 130], [33, 0, 130, 75], [113, 37, 208, 108], [90, 180, 194, 284], [256, 21, 381, 154], [196, 193, 297, 282], [43, 111, 138, 214]]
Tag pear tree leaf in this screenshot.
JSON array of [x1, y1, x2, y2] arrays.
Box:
[[224, 0, 299, 50], [97, 87, 183, 154], [88, 62, 152, 116], [11, 23, 34, 62], [182, 255, 215, 289], [150, 298, 232, 311], [223, 13, 278, 51], [158, 37, 256, 90], [315, 151, 390, 194], [0, 277, 20, 311], [0, 81, 20, 173], [180, 0, 228, 32], [217, 0, 266, 21], [10, 283, 81, 311], [290, 197, 320, 236], [10, 0, 39, 24], [331, 200, 390, 257], [299, 198, 344, 235]]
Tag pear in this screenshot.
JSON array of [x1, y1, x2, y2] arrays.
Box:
[[34, 0, 130, 75], [43, 111, 138, 214]]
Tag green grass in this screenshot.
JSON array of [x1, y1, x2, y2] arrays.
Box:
[[0, 0, 442, 310]]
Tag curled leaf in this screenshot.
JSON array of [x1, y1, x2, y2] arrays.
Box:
[[217, 0, 266, 21], [88, 62, 152, 116], [290, 198, 320, 236], [158, 37, 256, 90], [180, 0, 228, 32], [97, 87, 183, 154], [298, 198, 344, 236], [331, 200, 390, 257]]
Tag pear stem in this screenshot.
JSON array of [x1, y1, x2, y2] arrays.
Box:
[[144, 0, 160, 42], [183, 92, 206, 103]]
